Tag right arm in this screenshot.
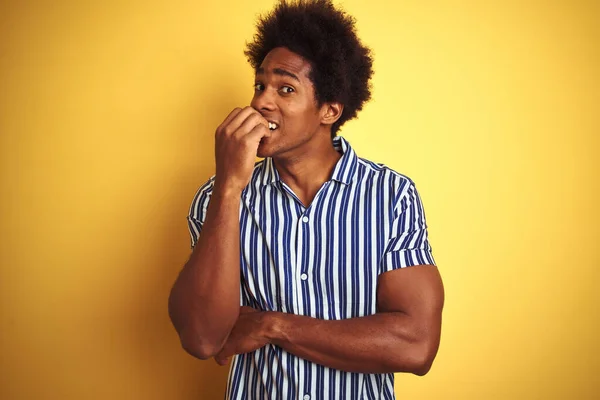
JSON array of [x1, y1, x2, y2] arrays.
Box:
[[168, 107, 271, 359]]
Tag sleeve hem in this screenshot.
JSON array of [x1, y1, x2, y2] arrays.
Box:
[[379, 249, 436, 274]]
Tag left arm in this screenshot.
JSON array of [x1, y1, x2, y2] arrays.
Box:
[[216, 264, 444, 375]]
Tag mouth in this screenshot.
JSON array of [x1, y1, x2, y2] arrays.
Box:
[[267, 121, 279, 131]]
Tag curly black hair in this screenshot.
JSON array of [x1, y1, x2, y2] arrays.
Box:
[[244, 0, 374, 136]]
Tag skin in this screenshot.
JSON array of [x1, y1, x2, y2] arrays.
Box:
[[215, 265, 444, 375], [167, 105, 272, 358], [252, 47, 344, 206], [169, 47, 444, 375], [167, 47, 339, 358]]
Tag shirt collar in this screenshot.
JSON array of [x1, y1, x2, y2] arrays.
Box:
[[259, 136, 358, 186]]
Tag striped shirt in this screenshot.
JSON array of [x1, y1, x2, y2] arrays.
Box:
[[187, 136, 436, 400]]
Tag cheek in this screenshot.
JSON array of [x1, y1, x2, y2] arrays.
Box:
[[281, 102, 318, 124]]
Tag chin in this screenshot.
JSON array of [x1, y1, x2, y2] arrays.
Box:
[[256, 146, 273, 158], [256, 140, 278, 158]]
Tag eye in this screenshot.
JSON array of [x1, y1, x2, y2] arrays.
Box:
[[280, 86, 295, 94], [254, 83, 264, 91]]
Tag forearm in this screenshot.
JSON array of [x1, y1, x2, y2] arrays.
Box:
[[168, 184, 242, 358], [265, 312, 438, 375]]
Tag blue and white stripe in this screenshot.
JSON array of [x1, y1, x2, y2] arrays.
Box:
[[187, 136, 435, 400]]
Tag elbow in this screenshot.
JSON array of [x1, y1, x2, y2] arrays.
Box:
[[408, 341, 438, 376], [412, 357, 434, 376], [181, 341, 219, 360], [390, 339, 438, 376], [169, 313, 236, 360], [168, 297, 233, 360], [179, 331, 224, 360]]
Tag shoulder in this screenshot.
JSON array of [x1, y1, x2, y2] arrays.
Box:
[[355, 156, 418, 205], [188, 160, 268, 218], [188, 175, 216, 220], [245, 159, 270, 191]]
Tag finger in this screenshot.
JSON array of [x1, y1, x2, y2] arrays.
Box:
[[216, 107, 243, 134], [219, 357, 230, 366], [222, 106, 262, 136], [234, 112, 268, 139], [214, 351, 231, 365], [214, 356, 229, 366], [244, 122, 271, 144]]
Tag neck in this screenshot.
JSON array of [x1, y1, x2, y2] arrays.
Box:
[[273, 136, 341, 207]]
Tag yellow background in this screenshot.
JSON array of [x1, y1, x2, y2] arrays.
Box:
[[1, 0, 598, 399]]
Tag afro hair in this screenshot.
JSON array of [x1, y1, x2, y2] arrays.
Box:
[[244, 0, 374, 136]]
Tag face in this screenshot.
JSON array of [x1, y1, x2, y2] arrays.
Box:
[[250, 47, 326, 159]]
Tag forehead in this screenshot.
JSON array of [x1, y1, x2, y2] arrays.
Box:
[[257, 47, 312, 81]]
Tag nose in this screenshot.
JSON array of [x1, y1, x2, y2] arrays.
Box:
[[250, 87, 276, 112]]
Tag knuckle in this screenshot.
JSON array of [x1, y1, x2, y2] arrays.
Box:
[[241, 134, 252, 144], [223, 126, 235, 136], [250, 113, 264, 124], [246, 113, 259, 124], [240, 136, 252, 147]]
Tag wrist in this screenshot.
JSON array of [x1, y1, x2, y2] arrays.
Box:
[[213, 178, 244, 199], [261, 311, 286, 344]]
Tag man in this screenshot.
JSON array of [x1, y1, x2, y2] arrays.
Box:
[[168, 0, 444, 398]]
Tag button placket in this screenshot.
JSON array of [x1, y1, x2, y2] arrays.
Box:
[[299, 212, 310, 284], [294, 212, 307, 315]]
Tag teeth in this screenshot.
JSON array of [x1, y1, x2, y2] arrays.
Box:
[[268, 122, 277, 130]]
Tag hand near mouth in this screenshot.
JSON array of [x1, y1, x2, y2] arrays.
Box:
[[213, 106, 272, 193]]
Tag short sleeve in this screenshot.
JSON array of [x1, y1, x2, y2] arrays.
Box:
[[187, 176, 216, 249], [379, 181, 436, 273]]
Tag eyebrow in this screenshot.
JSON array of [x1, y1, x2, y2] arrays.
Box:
[[256, 67, 300, 83]]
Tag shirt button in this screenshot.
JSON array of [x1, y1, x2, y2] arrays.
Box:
[[302, 216, 309, 223], [303, 395, 310, 400], [300, 273, 308, 281]]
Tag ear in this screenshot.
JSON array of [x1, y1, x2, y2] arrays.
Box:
[[320, 102, 344, 126]]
